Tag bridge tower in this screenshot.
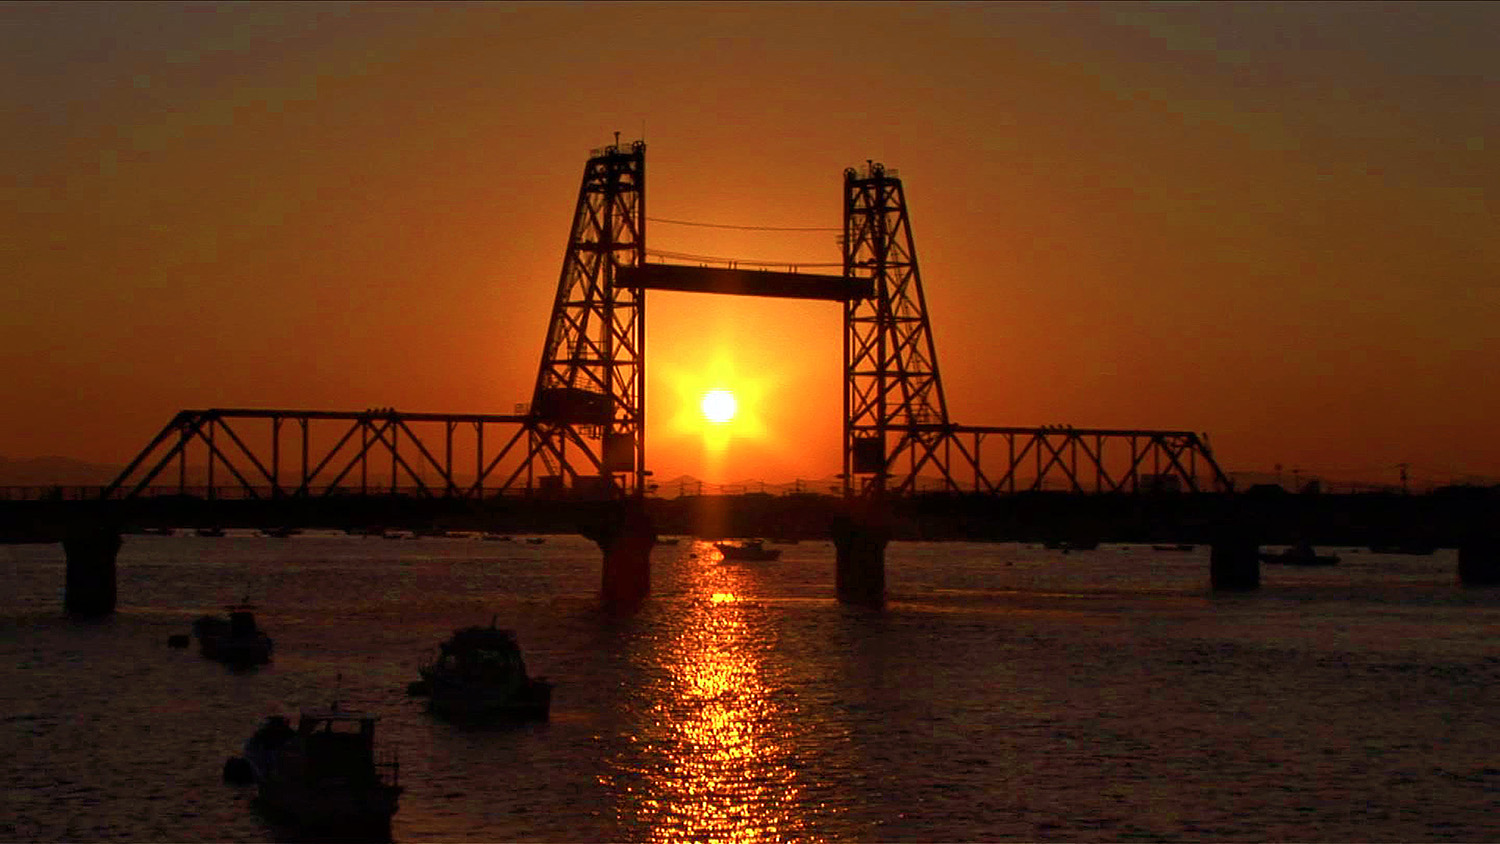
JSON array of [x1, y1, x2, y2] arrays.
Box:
[[526, 138, 647, 498], [843, 162, 953, 496]]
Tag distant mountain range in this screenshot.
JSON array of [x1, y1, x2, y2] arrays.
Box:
[[0, 456, 124, 487]]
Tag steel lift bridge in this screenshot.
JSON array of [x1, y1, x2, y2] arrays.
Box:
[[98, 140, 1232, 603], [103, 139, 1229, 507]]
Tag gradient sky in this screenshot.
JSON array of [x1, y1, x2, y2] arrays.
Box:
[[4, 1, 1497, 487]]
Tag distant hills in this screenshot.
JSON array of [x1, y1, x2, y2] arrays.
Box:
[[0, 456, 123, 487]]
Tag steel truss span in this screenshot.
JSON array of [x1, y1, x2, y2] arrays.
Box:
[[932, 426, 1230, 494], [101, 409, 534, 500]]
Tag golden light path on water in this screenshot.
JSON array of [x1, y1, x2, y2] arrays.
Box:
[[607, 542, 817, 843]]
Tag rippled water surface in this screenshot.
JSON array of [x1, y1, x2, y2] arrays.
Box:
[[4, 534, 1500, 841]]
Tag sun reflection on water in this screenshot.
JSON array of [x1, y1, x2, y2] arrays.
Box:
[[606, 542, 817, 843]]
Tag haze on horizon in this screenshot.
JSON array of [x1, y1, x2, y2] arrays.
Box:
[[3, 1, 1497, 489]]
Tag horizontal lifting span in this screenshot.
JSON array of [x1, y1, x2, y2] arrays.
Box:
[[617, 264, 872, 302]]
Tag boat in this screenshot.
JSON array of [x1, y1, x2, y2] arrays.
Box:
[[413, 621, 552, 721], [259, 526, 299, 538], [1151, 543, 1195, 552], [235, 702, 402, 835], [1260, 544, 1340, 566], [525, 537, 546, 545], [714, 539, 782, 561], [192, 601, 274, 665], [1043, 539, 1099, 552], [481, 533, 513, 542], [194, 527, 225, 538]]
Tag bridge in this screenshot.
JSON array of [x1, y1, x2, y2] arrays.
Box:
[[13, 139, 1500, 612]]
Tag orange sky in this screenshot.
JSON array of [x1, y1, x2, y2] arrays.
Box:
[[3, 2, 1497, 488]]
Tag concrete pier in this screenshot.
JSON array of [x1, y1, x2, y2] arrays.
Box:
[[1210, 535, 1260, 591], [579, 501, 656, 606], [63, 523, 122, 616], [1458, 536, 1500, 586], [831, 503, 890, 606]]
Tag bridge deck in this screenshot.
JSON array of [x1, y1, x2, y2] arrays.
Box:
[[618, 264, 871, 301]]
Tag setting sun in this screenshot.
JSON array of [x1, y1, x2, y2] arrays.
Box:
[[700, 389, 738, 424]]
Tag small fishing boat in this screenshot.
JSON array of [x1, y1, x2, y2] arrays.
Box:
[[1043, 539, 1099, 552], [233, 701, 402, 835], [714, 539, 782, 561], [194, 527, 225, 538], [1151, 543, 1195, 552], [192, 601, 273, 665], [412, 621, 552, 721]]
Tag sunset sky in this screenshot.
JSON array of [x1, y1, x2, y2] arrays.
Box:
[[4, 1, 1497, 488]]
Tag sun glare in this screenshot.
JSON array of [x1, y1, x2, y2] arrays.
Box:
[[700, 389, 738, 424]]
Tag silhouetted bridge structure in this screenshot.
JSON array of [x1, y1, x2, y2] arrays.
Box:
[[13, 140, 1500, 612]]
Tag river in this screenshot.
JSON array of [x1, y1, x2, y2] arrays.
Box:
[[4, 533, 1499, 841]]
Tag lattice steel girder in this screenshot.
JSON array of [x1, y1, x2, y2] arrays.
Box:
[[929, 425, 1233, 494], [100, 409, 533, 500], [528, 140, 646, 497], [843, 162, 952, 495]]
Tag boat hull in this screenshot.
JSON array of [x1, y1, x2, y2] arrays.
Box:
[[256, 780, 400, 833], [427, 677, 553, 721], [714, 542, 781, 561], [193, 616, 273, 664]]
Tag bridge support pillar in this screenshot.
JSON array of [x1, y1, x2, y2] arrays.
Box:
[[580, 501, 655, 606], [1458, 536, 1500, 586], [64, 523, 122, 617], [832, 503, 890, 606], [1210, 536, 1260, 591]]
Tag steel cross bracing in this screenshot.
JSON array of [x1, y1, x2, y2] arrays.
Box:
[[840, 163, 1232, 495], [525, 140, 647, 498], [843, 162, 964, 495], [100, 409, 533, 500], [933, 425, 1231, 494]]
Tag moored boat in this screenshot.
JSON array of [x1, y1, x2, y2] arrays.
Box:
[[192, 601, 273, 665], [714, 539, 782, 561], [414, 621, 552, 721], [236, 703, 401, 835]]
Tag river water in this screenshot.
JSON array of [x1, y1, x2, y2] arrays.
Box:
[[3, 533, 1499, 842]]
